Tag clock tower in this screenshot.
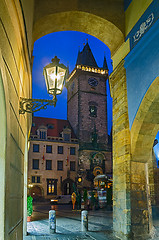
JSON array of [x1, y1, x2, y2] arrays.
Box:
[[66, 42, 112, 188]]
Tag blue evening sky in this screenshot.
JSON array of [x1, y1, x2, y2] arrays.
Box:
[[32, 31, 113, 135]]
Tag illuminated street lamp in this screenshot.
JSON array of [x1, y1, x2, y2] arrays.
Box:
[[19, 56, 68, 114]]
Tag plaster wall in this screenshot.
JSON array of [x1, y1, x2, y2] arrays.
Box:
[[0, 0, 33, 239], [125, 19, 159, 129]]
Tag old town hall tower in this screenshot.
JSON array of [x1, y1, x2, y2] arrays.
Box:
[[66, 42, 112, 187]]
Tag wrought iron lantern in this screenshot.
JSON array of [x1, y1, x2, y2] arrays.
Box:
[[19, 56, 68, 114]]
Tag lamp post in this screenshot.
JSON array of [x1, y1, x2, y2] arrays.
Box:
[[19, 56, 68, 114]]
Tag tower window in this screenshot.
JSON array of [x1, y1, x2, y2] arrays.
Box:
[[89, 106, 97, 117]]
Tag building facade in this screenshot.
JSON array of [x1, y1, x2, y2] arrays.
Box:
[[28, 117, 79, 199], [67, 43, 112, 189]]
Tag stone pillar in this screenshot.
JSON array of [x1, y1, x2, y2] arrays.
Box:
[[110, 60, 132, 239], [110, 60, 153, 239], [131, 161, 153, 239]]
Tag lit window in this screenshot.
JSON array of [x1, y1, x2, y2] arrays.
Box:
[[46, 160, 52, 170], [33, 144, 39, 152], [32, 159, 39, 169], [47, 179, 57, 195], [70, 147, 75, 155], [46, 145, 52, 153]]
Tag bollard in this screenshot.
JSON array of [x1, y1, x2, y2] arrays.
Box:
[[49, 210, 56, 233], [81, 210, 88, 232]]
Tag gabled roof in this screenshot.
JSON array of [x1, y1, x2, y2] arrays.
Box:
[[31, 116, 77, 138], [76, 42, 98, 68]]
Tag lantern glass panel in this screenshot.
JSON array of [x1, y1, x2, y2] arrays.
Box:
[[45, 66, 56, 94], [56, 66, 66, 94]]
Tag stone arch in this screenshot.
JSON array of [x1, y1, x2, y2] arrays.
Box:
[[32, 11, 124, 56], [61, 178, 74, 195], [130, 76, 159, 237], [131, 76, 159, 162], [30, 185, 44, 199]]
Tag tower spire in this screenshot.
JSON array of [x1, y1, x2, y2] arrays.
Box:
[[103, 55, 108, 70], [76, 42, 98, 68]]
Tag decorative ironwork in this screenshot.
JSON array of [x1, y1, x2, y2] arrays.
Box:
[[19, 97, 57, 114]]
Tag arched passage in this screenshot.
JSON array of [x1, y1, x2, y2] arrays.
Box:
[[62, 178, 74, 195], [130, 76, 159, 238], [32, 8, 125, 239], [131, 76, 159, 161], [32, 11, 124, 56]]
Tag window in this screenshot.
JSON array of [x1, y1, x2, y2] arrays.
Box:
[[70, 161, 75, 171], [37, 176, 40, 183], [89, 105, 97, 117], [58, 146, 63, 154], [40, 130, 46, 139], [46, 160, 52, 170], [33, 144, 39, 152], [70, 147, 76, 155], [32, 159, 39, 169], [47, 124, 54, 129], [32, 176, 40, 183], [64, 134, 70, 142], [57, 161, 63, 171], [46, 145, 52, 153], [47, 179, 57, 195], [32, 176, 35, 183]]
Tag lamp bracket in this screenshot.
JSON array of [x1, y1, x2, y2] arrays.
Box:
[[19, 97, 57, 114]]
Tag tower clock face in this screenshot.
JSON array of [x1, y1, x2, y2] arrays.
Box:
[[88, 78, 98, 87]]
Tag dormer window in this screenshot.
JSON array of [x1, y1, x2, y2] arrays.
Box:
[[37, 125, 47, 140], [64, 134, 70, 142], [61, 126, 71, 142], [40, 131, 46, 139]]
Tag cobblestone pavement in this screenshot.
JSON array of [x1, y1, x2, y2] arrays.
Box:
[[23, 205, 118, 240], [23, 203, 159, 240]]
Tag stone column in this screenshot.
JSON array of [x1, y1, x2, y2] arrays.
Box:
[[110, 60, 153, 239], [131, 161, 153, 239], [110, 60, 132, 239]]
